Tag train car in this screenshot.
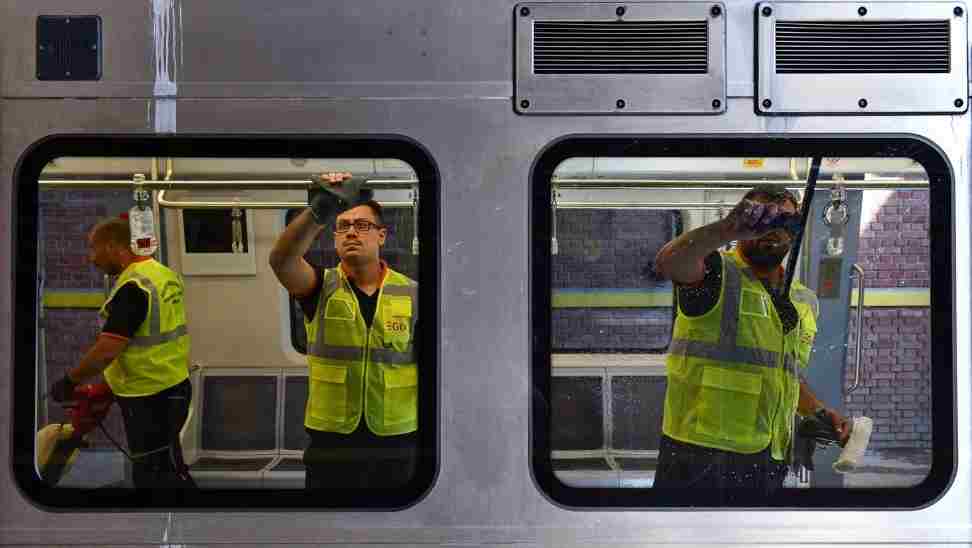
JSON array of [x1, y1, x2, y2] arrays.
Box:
[[0, 0, 968, 545]]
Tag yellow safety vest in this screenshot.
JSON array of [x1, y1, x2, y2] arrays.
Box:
[[304, 266, 418, 435], [101, 259, 190, 397], [663, 248, 819, 460]]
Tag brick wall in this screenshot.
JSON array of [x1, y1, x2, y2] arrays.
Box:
[[856, 190, 930, 288], [844, 189, 932, 449], [552, 210, 675, 352], [553, 210, 673, 290], [553, 308, 672, 352], [845, 308, 932, 449]]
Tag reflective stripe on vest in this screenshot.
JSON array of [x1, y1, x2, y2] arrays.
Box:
[[101, 260, 190, 397], [304, 266, 418, 436], [663, 250, 816, 460]]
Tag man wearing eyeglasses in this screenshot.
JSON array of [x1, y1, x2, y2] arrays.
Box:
[[269, 172, 418, 490]]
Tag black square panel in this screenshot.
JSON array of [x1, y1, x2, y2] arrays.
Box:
[[201, 376, 277, 451], [183, 209, 249, 253], [611, 375, 666, 450], [551, 376, 604, 450], [36, 16, 102, 81]]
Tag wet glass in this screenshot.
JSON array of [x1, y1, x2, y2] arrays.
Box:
[[547, 157, 933, 491]]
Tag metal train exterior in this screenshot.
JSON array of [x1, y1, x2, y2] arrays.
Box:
[[1, 0, 970, 546]]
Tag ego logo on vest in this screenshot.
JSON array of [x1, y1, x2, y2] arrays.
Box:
[[384, 318, 409, 334]]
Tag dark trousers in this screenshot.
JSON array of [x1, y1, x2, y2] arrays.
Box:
[[303, 422, 418, 489], [116, 378, 196, 491], [654, 434, 788, 495]]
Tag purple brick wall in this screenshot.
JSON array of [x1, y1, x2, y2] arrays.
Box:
[[553, 210, 674, 290], [845, 308, 932, 449], [552, 210, 676, 353], [844, 189, 932, 449], [856, 190, 930, 288]]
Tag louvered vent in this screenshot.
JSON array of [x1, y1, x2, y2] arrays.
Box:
[[533, 21, 708, 74], [775, 20, 950, 73]]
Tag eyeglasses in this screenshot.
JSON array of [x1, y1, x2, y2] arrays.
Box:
[[334, 219, 384, 233]]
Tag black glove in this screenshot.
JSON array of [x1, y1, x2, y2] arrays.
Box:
[[792, 425, 816, 471], [50, 374, 77, 403], [798, 408, 842, 446], [793, 409, 843, 472], [307, 175, 373, 225]]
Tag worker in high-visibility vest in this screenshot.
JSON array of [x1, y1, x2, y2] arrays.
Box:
[[270, 172, 418, 490], [653, 185, 849, 494], [49, 217, 195, 491]]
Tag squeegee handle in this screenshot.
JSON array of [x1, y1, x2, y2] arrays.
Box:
[[781, 156, 821, 298]]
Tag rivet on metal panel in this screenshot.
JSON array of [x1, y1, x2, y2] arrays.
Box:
[[955, 6, 964, 15], [520, 6, 530, 16], [858, 98, 868, 108], [762, 6, 773, 16], [616, 99, 626, 109], [711, 5, 722, 16], [712, 99, 722, 109], [956, 98, 965, 108], [520, 99, 530, 109], [616, 6, 626, 16], [858, 6, 867, 16], [762, 99, 772, 108]]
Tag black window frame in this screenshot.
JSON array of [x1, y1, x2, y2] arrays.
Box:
[[13, 134, 440, 511], [531, 135, 955, 509]]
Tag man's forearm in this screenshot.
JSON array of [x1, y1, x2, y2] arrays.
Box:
[[655, 218, 733, 284], [68, 335, 127, 382], [797, 379, 825, 416], [269, 209, 325, 269]]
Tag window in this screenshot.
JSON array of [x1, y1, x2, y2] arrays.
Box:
[[532, 138, 953, 508], [14, 137, 439, 510]]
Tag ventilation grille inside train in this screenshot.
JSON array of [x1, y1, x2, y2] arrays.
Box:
[[533, 20, 708, 74], [775, 20, 950, 73]]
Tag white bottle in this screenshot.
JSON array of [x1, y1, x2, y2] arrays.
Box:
[[129, 205, 158, 256]]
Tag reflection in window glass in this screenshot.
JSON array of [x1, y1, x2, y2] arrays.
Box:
[[548, 157, 933, 494], [34, 156, 425, 498], [183, 208, 248, 253]]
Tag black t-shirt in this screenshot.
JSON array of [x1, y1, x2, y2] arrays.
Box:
[[675, 251, 798, 333], [101, 282, 149, 339], [297, 267, 379, 328]]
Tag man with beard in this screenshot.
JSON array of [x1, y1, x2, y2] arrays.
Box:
[[652, 185, 848, 494], [49, 217, 195, 493]]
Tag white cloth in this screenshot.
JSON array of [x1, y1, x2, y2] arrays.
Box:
[[833, 416, 873, 473]]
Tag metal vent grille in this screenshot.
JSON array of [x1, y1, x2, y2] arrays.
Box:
[[534, 21, 708, 74], [775, 20, 950, 73]]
